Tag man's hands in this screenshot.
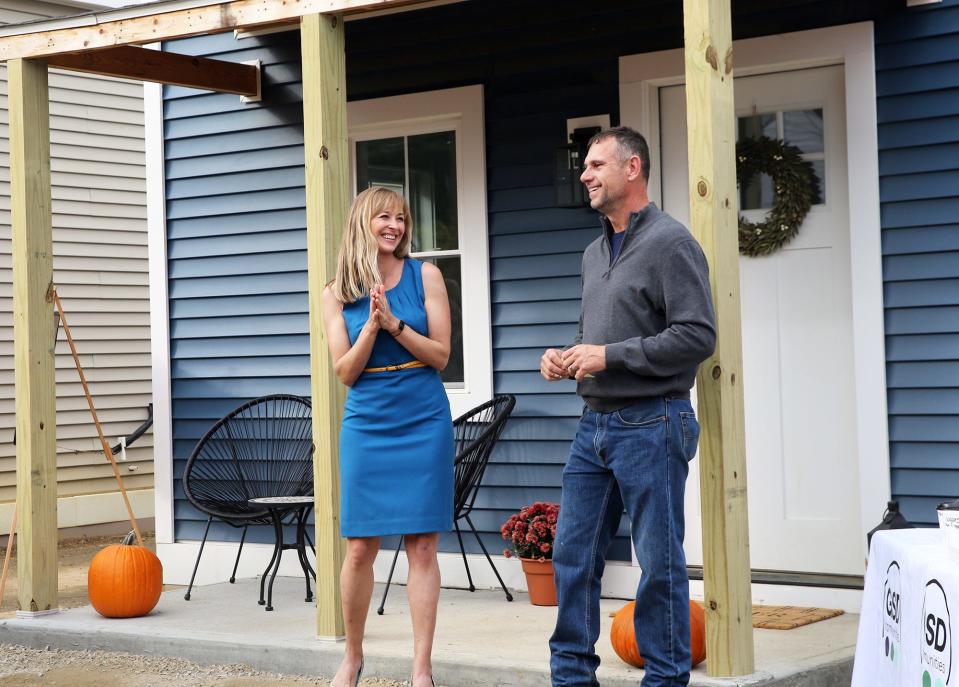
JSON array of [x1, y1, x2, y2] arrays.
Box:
[[563, 345, 606, 381], [540, 349, 568, 381], [540, 345, 607, 382]]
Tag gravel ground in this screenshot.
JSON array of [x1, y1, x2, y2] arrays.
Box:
[[0, 644, 419, 687], [0, 534, 427, 686]]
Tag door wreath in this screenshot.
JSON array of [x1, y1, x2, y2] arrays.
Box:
[[736, 136, 820, 257]]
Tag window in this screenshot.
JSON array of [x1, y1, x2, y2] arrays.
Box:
[[737, 108, 825, 210], [348, 86, 492, 416]]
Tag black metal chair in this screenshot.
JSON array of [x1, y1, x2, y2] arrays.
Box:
[[377, 394, 517, 614], [181, 394, 314, 601]]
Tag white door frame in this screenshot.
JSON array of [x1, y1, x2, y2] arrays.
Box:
[[619, 22, 890, 565]]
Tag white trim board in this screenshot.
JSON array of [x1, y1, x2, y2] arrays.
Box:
[[0, 489, 155, 533], [618, 21, 890, 576], [145, 67, 175, 547]]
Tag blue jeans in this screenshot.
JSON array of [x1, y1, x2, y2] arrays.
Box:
[[549, 397, 699, 687]]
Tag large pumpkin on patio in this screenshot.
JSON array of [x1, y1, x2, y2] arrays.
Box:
[[610, 600, 706, 668], [88, 532, 163, 618]]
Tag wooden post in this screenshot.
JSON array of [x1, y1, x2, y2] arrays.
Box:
[[682, 0, 755, 676], [8, 57, 58, 615], [301, 12, 349, 640]]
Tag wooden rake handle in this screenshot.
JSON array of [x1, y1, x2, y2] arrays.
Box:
[[52, 287, 143, 547]]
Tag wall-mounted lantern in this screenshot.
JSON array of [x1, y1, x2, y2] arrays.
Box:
[[555, 126, 601, 208]]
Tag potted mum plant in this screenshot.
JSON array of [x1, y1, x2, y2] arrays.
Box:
[[501, 501, 559, 606]]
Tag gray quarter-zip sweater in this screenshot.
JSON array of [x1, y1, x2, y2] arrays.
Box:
[[571, 203, 716, 412]]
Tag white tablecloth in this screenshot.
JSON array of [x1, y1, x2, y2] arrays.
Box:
[[853, 528, 957, 687]]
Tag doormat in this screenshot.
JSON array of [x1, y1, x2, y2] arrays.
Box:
[[751, 605, 844, 630]]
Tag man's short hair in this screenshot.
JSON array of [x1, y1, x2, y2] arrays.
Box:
[[588, 126, 651, 181]]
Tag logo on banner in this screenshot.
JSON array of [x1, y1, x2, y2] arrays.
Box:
[[883, 560, 902, 664], [921, 579, 952, 687]]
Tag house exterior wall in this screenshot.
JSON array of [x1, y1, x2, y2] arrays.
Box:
[[0, 0, 152, 530], [877, 0, 959, 526], [163, 0, 902, 559]]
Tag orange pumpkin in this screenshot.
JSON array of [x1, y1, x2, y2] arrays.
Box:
[[610, 600, 706, 668], [88, 532, 163, 618]]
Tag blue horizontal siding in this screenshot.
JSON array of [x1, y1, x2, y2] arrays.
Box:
[[883, 227, 959, 257], [171, 334, 309, 358], [879, 170, 959, 203], [167, 168, 305, 200], [875, 4, 959, 43], [889, 388, 959, 413], [169, 0, 904, 561], [878, 1, 959, 526], [169, 293, 307, 318], [880, 143, 959, 176], [166, 126, 304, 159], [168, 209, 307, 240], [885, 305, 959, 335], [886, 334, 959, 361], [167, 146, 305, 180], [492, 277, 583, 304], [876, 5, 959, 524], [884, 278, 959, 308], [891, 442, 959, 469], [878, 89, 959, 124], [887, 362, 959, 388]]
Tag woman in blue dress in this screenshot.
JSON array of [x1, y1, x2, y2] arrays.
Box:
[[321, 187, 453, 687]]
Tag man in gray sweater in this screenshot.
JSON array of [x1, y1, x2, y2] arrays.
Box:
[[542, 127, 716, 687]]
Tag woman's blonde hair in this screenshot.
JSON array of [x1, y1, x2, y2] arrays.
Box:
[[331, 187, 413, 303]]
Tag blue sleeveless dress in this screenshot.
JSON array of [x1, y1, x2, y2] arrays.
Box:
[[339, 258, 454, 537]]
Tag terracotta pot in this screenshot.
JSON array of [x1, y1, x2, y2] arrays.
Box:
[[521, 557, 557, 606]]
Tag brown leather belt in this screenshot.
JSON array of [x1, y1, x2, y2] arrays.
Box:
[[363, 360, 428, 373]]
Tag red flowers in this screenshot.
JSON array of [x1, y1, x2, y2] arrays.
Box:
[[501, 501, 560, 561]]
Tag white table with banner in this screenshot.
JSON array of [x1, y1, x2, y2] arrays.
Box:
[[853, 528, 957, 687]]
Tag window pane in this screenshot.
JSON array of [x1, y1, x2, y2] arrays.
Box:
[[783, 109, 824, 154], [356, 137, 405, 195], [423, 256, 463, 387], [737, 113, 776, 141], [408, 131, 458, 252], [740, 173, 774, 211], [811, 159, 825, 205], [737, 114, 776, 210]]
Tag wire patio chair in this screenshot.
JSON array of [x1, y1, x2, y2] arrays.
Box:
[[377, 394, 517, 613], [181, 394, 314, 601]]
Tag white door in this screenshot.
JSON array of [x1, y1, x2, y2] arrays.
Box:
[[660, 66, 863, 575]]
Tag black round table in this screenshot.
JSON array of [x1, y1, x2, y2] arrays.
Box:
[[248, 496, 316, 611]]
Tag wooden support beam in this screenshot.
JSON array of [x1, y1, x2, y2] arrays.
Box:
[[47, 45, 259, 97], [0, 0, 432, 61], [8, 57, 58, 615], [682, 0, 755, 677], [301, 12, 348, 640]]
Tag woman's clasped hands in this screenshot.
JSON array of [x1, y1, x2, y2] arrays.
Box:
[[367, 284, 401, 336]]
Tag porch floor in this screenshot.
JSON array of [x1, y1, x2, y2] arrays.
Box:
[[0, 577, 857, 686]]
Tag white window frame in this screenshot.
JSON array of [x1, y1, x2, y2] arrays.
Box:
[[347, 85, 492, 418]]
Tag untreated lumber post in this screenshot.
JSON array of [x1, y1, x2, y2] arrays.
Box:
[[8, 57, 58, 615], [301, 12, 349, 640], [682, 0, 755, 676]]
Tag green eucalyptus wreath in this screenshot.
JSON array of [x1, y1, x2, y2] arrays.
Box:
[[736, 136, 820, 258]]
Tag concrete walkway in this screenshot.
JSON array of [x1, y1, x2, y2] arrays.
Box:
[[0, 578, 857, 686]]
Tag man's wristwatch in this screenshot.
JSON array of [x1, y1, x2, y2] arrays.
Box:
[[391, 320, 406, 337]]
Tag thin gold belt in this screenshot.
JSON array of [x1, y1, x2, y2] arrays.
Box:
[[363, 360, 428, 373]]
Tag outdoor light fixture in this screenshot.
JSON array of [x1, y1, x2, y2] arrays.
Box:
[[555, 126, 601, 208], [866, 500, 913, 551]]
